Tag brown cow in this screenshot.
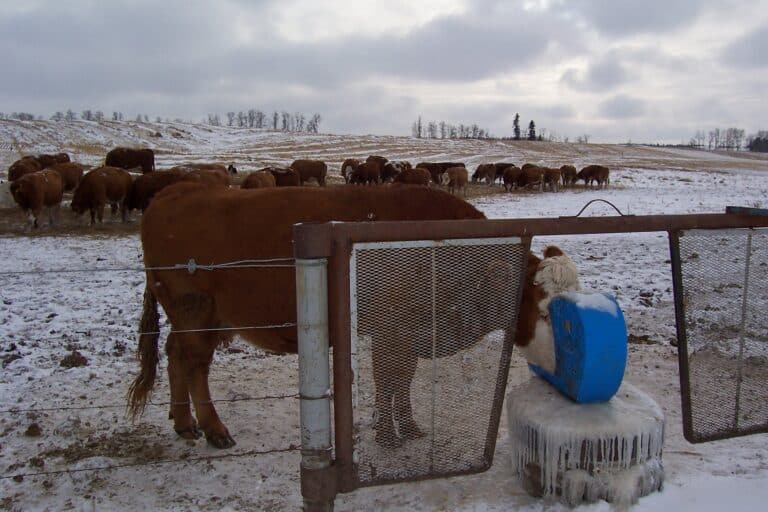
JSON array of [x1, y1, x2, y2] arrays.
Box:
[[381, 161, 410, 182], [542, 167, 562, 192], [560, 165, 578, 187], [126, 170, 200, 213], [446, 166, 468, 196], [129, 184, 486, 448], [471, 163, 496, 185], [71, 166, 133, 224], [494, 163, 517, 184], [502, 165, 522, 192], [105, 147, 155, 173], [393, 167, 431, 186], [46, 162, 84, 192], [577, 165, 610, 188], [349, 161, 381, 185], [8, 157, 42, 181], [241, 171, 277, 189], [340, 158, 361, 183], [517, 166, 545, 191], [290, 159, 327, 186], [266, 167, 301, 186], [514, 246, 581, 374], [169, 166, 231, 187], [10, 170, 64, 228]]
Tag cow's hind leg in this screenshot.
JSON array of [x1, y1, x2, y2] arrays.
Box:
[[372, 338, 401, 448], [166, 332, 201, 440], [394, 352, 425, 440]]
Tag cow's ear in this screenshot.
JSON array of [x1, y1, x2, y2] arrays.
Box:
[[542, 245, 564, 258]]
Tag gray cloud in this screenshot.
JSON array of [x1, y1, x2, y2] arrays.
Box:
[[598, 95, 645, 119], [564, 0, 709, 37], [722, 24, 768, 68], [561, 57, 631, 92]]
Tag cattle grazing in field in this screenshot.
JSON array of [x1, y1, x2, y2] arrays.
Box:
[[381, 160, 411, 182], [10, 170, 64, 228], [472, 163, 496, 185], [577, 165, 610, 188], [521, 163, 538, 171], [290, 159, 327, 186], [241, 171, 277, 189], [168, 166, 231, 187], [393, 167, 432, 186], [502, 165, 522, 191], [542, 167, 562, 192], [266, 167, 301, 186], [349, 161, 381, 185], [446, 166, 469, 196], [71, 166, 133, 224], [514, 246, 581, 374], [105, 147, 155, 174], [517, 166, 545, 191], [37, 153, 69, 168], [8, 157, 42, 181], [126, 170, 200, 213], [47, 162, 84, 192], [340, 158, 361, 183], [129, 184, 486, 448], [416, 162, 465, 185], [560, 165, 578, 187], [494, 163, 517, 185]]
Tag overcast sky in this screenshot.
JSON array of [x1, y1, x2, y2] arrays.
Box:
[[1, 0, 767, 142]]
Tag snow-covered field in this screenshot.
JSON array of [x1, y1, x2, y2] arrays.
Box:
[[1, 121, 768, 510]]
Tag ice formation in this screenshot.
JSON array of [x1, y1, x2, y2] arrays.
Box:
[[508, 377, 665, 506]]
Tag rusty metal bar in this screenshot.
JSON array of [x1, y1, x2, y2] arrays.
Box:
[[294, 213, 768, 257]]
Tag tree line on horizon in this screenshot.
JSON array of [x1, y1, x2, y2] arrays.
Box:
[[688, 128, 768, 152], [0, 109, 322, 134]]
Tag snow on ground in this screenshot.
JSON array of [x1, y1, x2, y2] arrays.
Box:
[[1, 125, 768, 510]]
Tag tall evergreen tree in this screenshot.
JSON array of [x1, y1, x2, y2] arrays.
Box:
[[513, 113, 521, 140], [528, 120, 536, 141]]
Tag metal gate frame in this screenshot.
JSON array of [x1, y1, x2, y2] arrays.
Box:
[[294, 209, 768, 511]]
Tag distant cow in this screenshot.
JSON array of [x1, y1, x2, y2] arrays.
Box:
[[393, 167, 431, 186], [542, 167, 562, 192], [517, 166, 545, 191], [349, 161, 381, 185], [577, 165, 610, 188], [126, 170, 200, 213], [266, 167, 301, 187], [105, 147, 155, 174], [169, 166, 231, 187], [241, 171, 277, 189], [37, 153, 69, 168], [227, 164, 238, 174], [47, 162, 84, 192], [340, 158, 361, 183], [290, 159, 327, 186], [502, 165, 522, 192], [71, 166, 133, 224], [494, 163, 518, 185], [381, 161, 411, 182], [472, 164, 496, 185], [8, 157, 42, 181], [10, 170, 64, 228], [560, 165, 578, 187], [446, 166, 469, 196]]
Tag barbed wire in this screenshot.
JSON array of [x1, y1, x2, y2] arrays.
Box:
[[0, 444, 301, 481], [0, 257, 296, 276], [0, 393, 300, 415]]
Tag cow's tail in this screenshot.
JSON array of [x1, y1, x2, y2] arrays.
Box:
[[127, 282, 161, 420]]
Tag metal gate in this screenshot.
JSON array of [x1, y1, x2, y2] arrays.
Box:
[[350, 238, 527, 485], [293, 210, 768, 510], [671, 227, 768, 442]]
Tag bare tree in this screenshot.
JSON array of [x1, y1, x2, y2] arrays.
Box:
[[81, 109, 93, 121], [51, 111, 64, 122], [272, 111, 279, 130], [94, 111, 104, 121], [227, 112, 235, 126], [295, 113, 305, 132], [255, 110, 265, 128]]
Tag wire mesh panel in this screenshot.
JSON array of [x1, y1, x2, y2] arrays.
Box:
[[350, 237, 527, 486], [673, 228, 768, 442]]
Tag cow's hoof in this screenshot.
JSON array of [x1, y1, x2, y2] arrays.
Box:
[[375, 430, 403, 449], [206, 432, 236, 449], [175, 425, 202, 440], [400, 422, 426, 440]]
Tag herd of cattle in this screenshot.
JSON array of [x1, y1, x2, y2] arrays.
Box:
[[4, 146, 610, 229]]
